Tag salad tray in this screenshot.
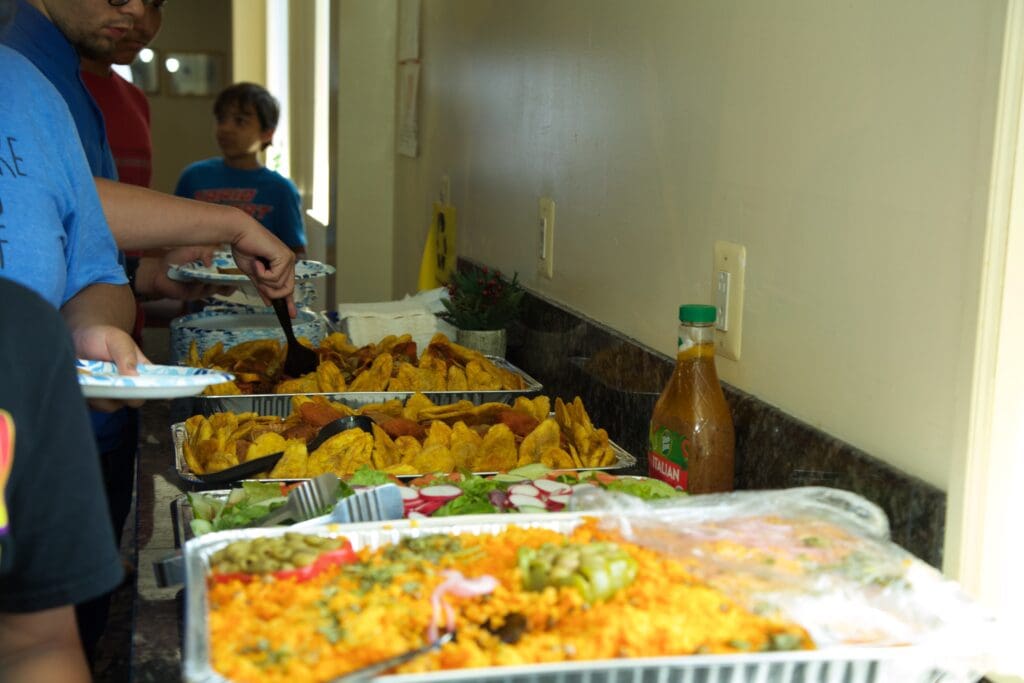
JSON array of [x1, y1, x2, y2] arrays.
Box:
[[181, 493, 993, 683], [170, 472, 681, 545], [181, 356, 543, 418]]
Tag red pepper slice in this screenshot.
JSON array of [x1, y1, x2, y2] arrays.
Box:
[[211, 541, 357, 584]]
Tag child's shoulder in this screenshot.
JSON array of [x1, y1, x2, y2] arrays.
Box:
[[259, 166, 300, 191], [181, 157, 225, 175]]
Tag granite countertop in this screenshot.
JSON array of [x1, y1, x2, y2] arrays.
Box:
[[132, 392, 188, 679]]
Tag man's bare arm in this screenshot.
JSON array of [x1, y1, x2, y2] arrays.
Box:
[[94, 178, 297, 309], [0, 607, 92, 683]]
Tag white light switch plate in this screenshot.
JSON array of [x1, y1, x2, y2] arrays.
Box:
[[713, 241, 746, 360]]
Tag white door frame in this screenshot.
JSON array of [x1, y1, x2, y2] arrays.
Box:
[[944, 1, 1024, 678]]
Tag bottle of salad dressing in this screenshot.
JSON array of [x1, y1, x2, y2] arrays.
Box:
[[648, 304, 735, 493]]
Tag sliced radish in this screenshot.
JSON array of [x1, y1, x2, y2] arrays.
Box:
[[417, 498, 451, 515], [419, 484, 462, 500], [548, 493, 570, 507], [546, 498, 566, 511], [508, 483, 541, 498], [407, 511, 428, 519], [509, 493, 544, 510], [533, 479, 571, 496], [397, 486, 421, 501], [516, 505, 548, 514]]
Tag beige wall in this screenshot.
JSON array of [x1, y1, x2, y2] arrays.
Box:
[[148, 0, 233, 193], [334, 0, 398, 303], [390, 1, 1008, 489]]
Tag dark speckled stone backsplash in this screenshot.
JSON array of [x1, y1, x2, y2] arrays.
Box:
[[502, 283, 946, 568]]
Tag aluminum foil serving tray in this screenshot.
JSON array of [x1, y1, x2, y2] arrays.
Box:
[[181, 511, 987, 683], [171, 422, 638, 488], [181, 356, 542, 418]]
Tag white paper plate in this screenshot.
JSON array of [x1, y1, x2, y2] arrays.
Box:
[[76, 360, 234, 399], [167, 252, 335, 284]]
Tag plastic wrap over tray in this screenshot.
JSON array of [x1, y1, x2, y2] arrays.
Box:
[[171, 422, 638, 488], [181, 490, 997, 683], [185, 355, 542, 418]]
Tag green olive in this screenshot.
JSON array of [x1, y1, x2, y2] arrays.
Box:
[[292, 552, 317, 567]]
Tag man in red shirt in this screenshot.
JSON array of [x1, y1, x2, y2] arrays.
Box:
[[81, 0, 221, 307]]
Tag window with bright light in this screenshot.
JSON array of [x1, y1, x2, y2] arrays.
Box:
[[265, 0, 290, 177], [308, 0, 330, 226]]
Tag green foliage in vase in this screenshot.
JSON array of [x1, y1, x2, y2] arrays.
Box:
[[441, 267, 525, 331]]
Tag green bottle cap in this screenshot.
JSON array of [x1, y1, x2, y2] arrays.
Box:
[[679, 304, 717, 324]]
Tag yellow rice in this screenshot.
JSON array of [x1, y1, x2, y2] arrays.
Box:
[[208, 520, 812, 682]]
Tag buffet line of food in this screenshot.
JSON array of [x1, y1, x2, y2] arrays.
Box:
[[159, 324, 994, 683]]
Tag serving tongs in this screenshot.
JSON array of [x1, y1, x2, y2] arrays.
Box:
[[191, 414, 374, 485], [327, 630, 456, 682]]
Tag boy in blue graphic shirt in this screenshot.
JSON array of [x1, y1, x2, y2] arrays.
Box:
[[175, 82, 307, 255]]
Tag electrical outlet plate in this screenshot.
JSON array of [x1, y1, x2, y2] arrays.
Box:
[[713, 241, 746, 360], [538, 197, 555, 278]]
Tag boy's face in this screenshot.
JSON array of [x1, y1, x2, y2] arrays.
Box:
[[215, 103, 273, 160]]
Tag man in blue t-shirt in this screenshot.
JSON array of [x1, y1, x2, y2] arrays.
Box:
[[176, 82, 307, 255], [1, 0, 299, 664]]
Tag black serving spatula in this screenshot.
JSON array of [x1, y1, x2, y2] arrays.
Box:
[[257, 256, 320, 378]]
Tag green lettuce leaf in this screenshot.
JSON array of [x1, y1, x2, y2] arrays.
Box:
[[602, 477, 683, 501], [348, 466, 392, 486]]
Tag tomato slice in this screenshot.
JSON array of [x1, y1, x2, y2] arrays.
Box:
[[211, 541, 357, 584]]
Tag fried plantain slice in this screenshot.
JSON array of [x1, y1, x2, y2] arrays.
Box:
[[517, 418, 561, 466], [449, 421, 482, 470], [475, 423, 517, 472], [268, 441, 308, 479]]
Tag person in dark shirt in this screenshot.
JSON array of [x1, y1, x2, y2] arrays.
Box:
[[0, 278, 123, 683]]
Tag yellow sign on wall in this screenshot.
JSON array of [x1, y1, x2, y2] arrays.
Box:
[[418, 202, 457, 290]]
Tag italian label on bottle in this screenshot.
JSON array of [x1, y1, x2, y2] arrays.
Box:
[[648, 425, 689, 490]]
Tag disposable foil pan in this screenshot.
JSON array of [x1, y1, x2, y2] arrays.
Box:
[[171, 422, 639, 488], [181, 511, 989, 683], [183, 356, 542, 418]]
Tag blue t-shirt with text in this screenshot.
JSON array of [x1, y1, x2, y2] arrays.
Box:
[[0, 46, 125, 308]]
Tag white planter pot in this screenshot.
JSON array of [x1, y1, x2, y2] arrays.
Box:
[[456, 328, 507, 357]]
